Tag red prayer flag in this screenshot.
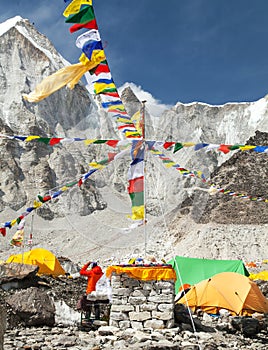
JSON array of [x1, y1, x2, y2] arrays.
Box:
[[43, 195, 52, 202], [218, 144, 231, 154], [128, 176, 144, 194], [109, 109, 127, 114], [163, 142, 175, 149], [108, 152, 117, 162], [49, 138, 63, 146], [69, 19, 98, 33], [0, 227, 6, 237], [106, 140, 119, 148], [94, 64, 110, 75], [118, 124, 136, 130], [101, 92, 120, 98]]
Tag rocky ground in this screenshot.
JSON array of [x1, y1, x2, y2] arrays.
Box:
[[1, 271, 268, 349]]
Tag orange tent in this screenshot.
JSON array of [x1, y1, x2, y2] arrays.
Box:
[[178, 272, 268, 316]]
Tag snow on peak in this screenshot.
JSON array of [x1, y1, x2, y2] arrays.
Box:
[[0, 15, 69, 68], [0, 16, 25, 36]]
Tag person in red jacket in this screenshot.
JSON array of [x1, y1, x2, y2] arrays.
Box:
[[79, 261, 104, 320], [80, 261, 103, 295]]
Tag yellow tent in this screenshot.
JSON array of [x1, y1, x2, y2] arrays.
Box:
[[249, 271, 268, 281], [178, 272, 268, 316], [6, 248, 65, 276]]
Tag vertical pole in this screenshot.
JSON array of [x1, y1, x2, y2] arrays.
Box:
[[29, 215, 34, 250], [141, 101, 147, 256]]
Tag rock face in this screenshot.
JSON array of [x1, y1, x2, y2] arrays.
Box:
[[198, 131, 268, 225], [0, 16, 107, 219]]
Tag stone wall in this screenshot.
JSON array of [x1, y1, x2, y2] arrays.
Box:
[[109, 273, 175, 330], [0, 305, 6, 350]]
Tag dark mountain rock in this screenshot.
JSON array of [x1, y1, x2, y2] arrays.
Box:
[[198, 131, 268, 224]]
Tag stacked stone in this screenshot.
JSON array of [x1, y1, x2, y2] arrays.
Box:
[[109, 272, 175, 330]]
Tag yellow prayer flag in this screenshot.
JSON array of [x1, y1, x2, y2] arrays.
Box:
[[33, 200, 43, 209], [239, 145, 256, 151], [164, 162, 177, 168], [23, 51, 105, 103], [89, 162, 105, 169], [10, 229, 24, 247], [131, 111, 141, 122], [108, 104, 125, 111], [84, 139, 96, 145], [79, 51, 105, 66], [25, 136, 40, 142], [117, 117, 132, 124], [63, 0, 92, 17], [125, 131, 141, 138], [131, 110, 143, 136], [131, 205, 145, 220], [182, 142, 195, 147], [11, 219, 17, 227], [94, 82, 116, 94]]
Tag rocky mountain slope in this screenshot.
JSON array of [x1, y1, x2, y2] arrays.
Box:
[[0, 16, 267, 264]]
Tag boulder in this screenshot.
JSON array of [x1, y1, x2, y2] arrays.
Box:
[[0, 263, 39, 291], [231, 316, 261, 336], [6, 286, 55, 327]]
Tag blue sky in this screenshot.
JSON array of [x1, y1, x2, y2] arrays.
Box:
[[1, 0, 268, 106]]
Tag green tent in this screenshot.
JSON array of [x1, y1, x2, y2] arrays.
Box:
[[168, 256, 249, 294]]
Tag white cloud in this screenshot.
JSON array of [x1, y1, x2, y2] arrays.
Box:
[[118, 82, 171, 117]]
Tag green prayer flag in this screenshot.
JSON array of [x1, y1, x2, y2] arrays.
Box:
[[66, 181, 78, 187], [129, 191, 144, 207], [230, 144, 243, 150], [98, 158, 109, 165], [65, 6, 95, 24], [95, 87, 118, 94], [173, 143, 183, 153], [93, 140, 108, 144], [37, 138, 50, 145]]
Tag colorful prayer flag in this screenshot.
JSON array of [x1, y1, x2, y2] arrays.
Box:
[[65, 5, 95, 24], [10, 219, 25, 247], [69, 19, 98, 33], [23, 51, 105, 102], [63, 0, 93, 17]]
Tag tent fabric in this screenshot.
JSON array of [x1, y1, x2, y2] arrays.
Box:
[[168, 256, 249, 293], [178, 272, 268, 316], [249, 271, 268, 281], [6, 248, 65, 276], [106, 265, 176, 281]]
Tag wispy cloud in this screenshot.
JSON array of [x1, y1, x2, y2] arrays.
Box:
[[119, 82, 171, 117]]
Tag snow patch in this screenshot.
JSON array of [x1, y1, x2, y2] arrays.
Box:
[[16, 24, 58, 66], [246, 98, 267, 128], [0, 16, 69, 68], [54, 300, 81, 326], [0, 16, 23, 36], [175, 101, 248, 108]]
